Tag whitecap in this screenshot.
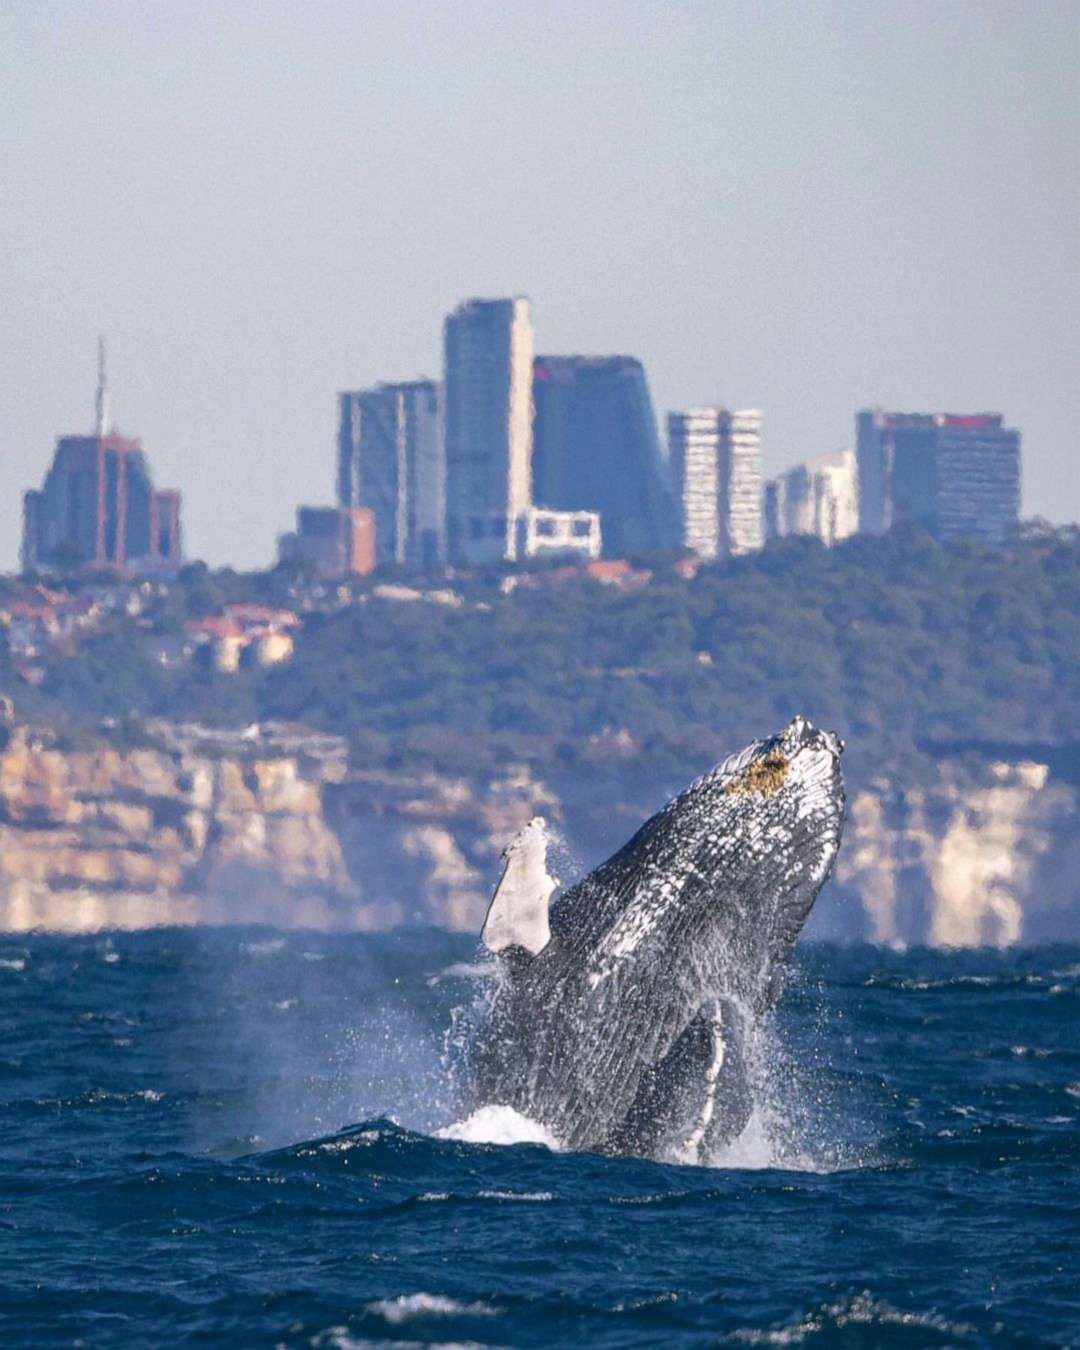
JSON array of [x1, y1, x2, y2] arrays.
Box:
[[367, 1293, 497, 1325], [475, 1190, 554, 1201], [243, 937, 285, 955], [0, 958, 27, 972], [720, 1292, 977, 1344], [312, 1130, 384, 1153]]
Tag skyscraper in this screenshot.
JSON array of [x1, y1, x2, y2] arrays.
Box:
[[337, 380, 444, 569], [443, 297, 534, 566], [21, 342, 183, 573], [531, 355, 678, 558], [668, 407, 763, 560], [856, 409, 1021, 545]]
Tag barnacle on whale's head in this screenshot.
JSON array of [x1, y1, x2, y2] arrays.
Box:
[[724, 748, 789, 797]]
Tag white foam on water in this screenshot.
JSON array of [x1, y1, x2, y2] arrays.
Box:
[[476, 1189, 554, 1201], [719, 1292, 977, 1344], [243, 937, 285, 956], [368, 1293, 498, 1325], [437, 1104, 561, 1149]]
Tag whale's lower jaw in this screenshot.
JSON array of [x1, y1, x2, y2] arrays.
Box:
[[472, 961, 757, 1157], [469, 717, 846, 1159]]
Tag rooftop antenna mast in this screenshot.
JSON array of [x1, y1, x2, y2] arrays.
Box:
[[95, 335, 110, 437]]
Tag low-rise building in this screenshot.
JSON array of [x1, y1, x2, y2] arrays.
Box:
[[278, 506, 375, 579], [185, 604, 299, 673], [518, 507, 602, 561], [0, 588, 102, 659]]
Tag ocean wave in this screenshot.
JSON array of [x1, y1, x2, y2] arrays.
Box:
[[719, 1292, 978, 1345], [367, 1293, 499, 1324], [3, 931, 1078, 1348]]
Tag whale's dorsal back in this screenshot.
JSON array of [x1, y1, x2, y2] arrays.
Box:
[[481, 817, 558, 958]]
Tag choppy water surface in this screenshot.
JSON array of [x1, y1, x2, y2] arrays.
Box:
[[0, 930, 1076, 1347]]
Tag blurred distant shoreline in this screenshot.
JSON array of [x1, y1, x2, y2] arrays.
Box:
[[1, 526, 1077, 944]]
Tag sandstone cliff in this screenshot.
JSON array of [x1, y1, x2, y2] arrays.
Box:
[[0, 724, 1075, 945], [0, 728, 353, 931], [827, 759, 1078, 947]]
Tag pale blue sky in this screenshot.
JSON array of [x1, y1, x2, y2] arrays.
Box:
[[2, 0, 1077, 568]]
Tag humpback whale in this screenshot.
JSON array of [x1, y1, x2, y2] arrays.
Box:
[[468, 716, 845, 1161]]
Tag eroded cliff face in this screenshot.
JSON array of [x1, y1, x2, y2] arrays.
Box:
[[0, 730, 354, 931], [829, 760, 1077, 947], [0, 726, 1075, 945], [0, 728, 558, 936]]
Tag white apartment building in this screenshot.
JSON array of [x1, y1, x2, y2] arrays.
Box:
[[765, 449, 858, 547], [668, 407, 763, 559]]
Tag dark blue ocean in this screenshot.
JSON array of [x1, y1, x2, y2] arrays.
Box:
[[0, 930, 1077, 1348]]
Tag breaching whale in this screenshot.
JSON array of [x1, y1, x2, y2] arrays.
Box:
[[468, 716, 845, 1161]]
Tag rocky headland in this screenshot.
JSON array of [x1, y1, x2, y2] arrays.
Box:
[[0, 720, 1075, 947]]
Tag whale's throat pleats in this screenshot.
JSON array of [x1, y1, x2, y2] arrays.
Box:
[[599, 1000, 752, 1160]]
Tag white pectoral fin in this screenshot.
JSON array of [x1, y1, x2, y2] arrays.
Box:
[[481, 817, 556, 957]]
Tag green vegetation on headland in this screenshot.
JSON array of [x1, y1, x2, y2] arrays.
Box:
[[5, 524, 1079, 788]]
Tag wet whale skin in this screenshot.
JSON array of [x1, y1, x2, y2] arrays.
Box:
[[469, 716, 846, 1158]]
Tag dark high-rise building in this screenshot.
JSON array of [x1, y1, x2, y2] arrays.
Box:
[[532, 356, 678, 558], [856, 409, 1021, 546], [337, 380, 444, 569], [21, 342, 183, 573], [444, 298, 534, 566]]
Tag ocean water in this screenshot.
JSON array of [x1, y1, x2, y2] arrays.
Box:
[[0, 930, 1077, 1348]]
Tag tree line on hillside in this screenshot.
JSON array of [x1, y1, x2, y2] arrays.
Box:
[[6, 526, 1078, 785]]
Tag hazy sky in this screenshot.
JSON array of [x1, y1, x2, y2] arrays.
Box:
[[2, 1, 1077, 569]]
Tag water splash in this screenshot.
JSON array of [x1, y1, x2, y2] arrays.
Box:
[[437, 1104, 561, 1149]]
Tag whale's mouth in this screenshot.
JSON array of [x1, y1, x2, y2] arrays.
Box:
[[780, 714, 845, 758]]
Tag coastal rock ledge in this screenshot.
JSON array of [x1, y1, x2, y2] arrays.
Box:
[[0, 725, 1076, 945]]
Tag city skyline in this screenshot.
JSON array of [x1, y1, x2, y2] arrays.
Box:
[[17, 310, 1028, 575], [5, 294, 1064, 574], [2, 2, 1075, 571]]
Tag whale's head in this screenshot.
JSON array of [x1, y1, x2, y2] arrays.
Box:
[[688, 714, 845, 977], [716, 714, 843, 823], [585, 715, 845, 994]]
